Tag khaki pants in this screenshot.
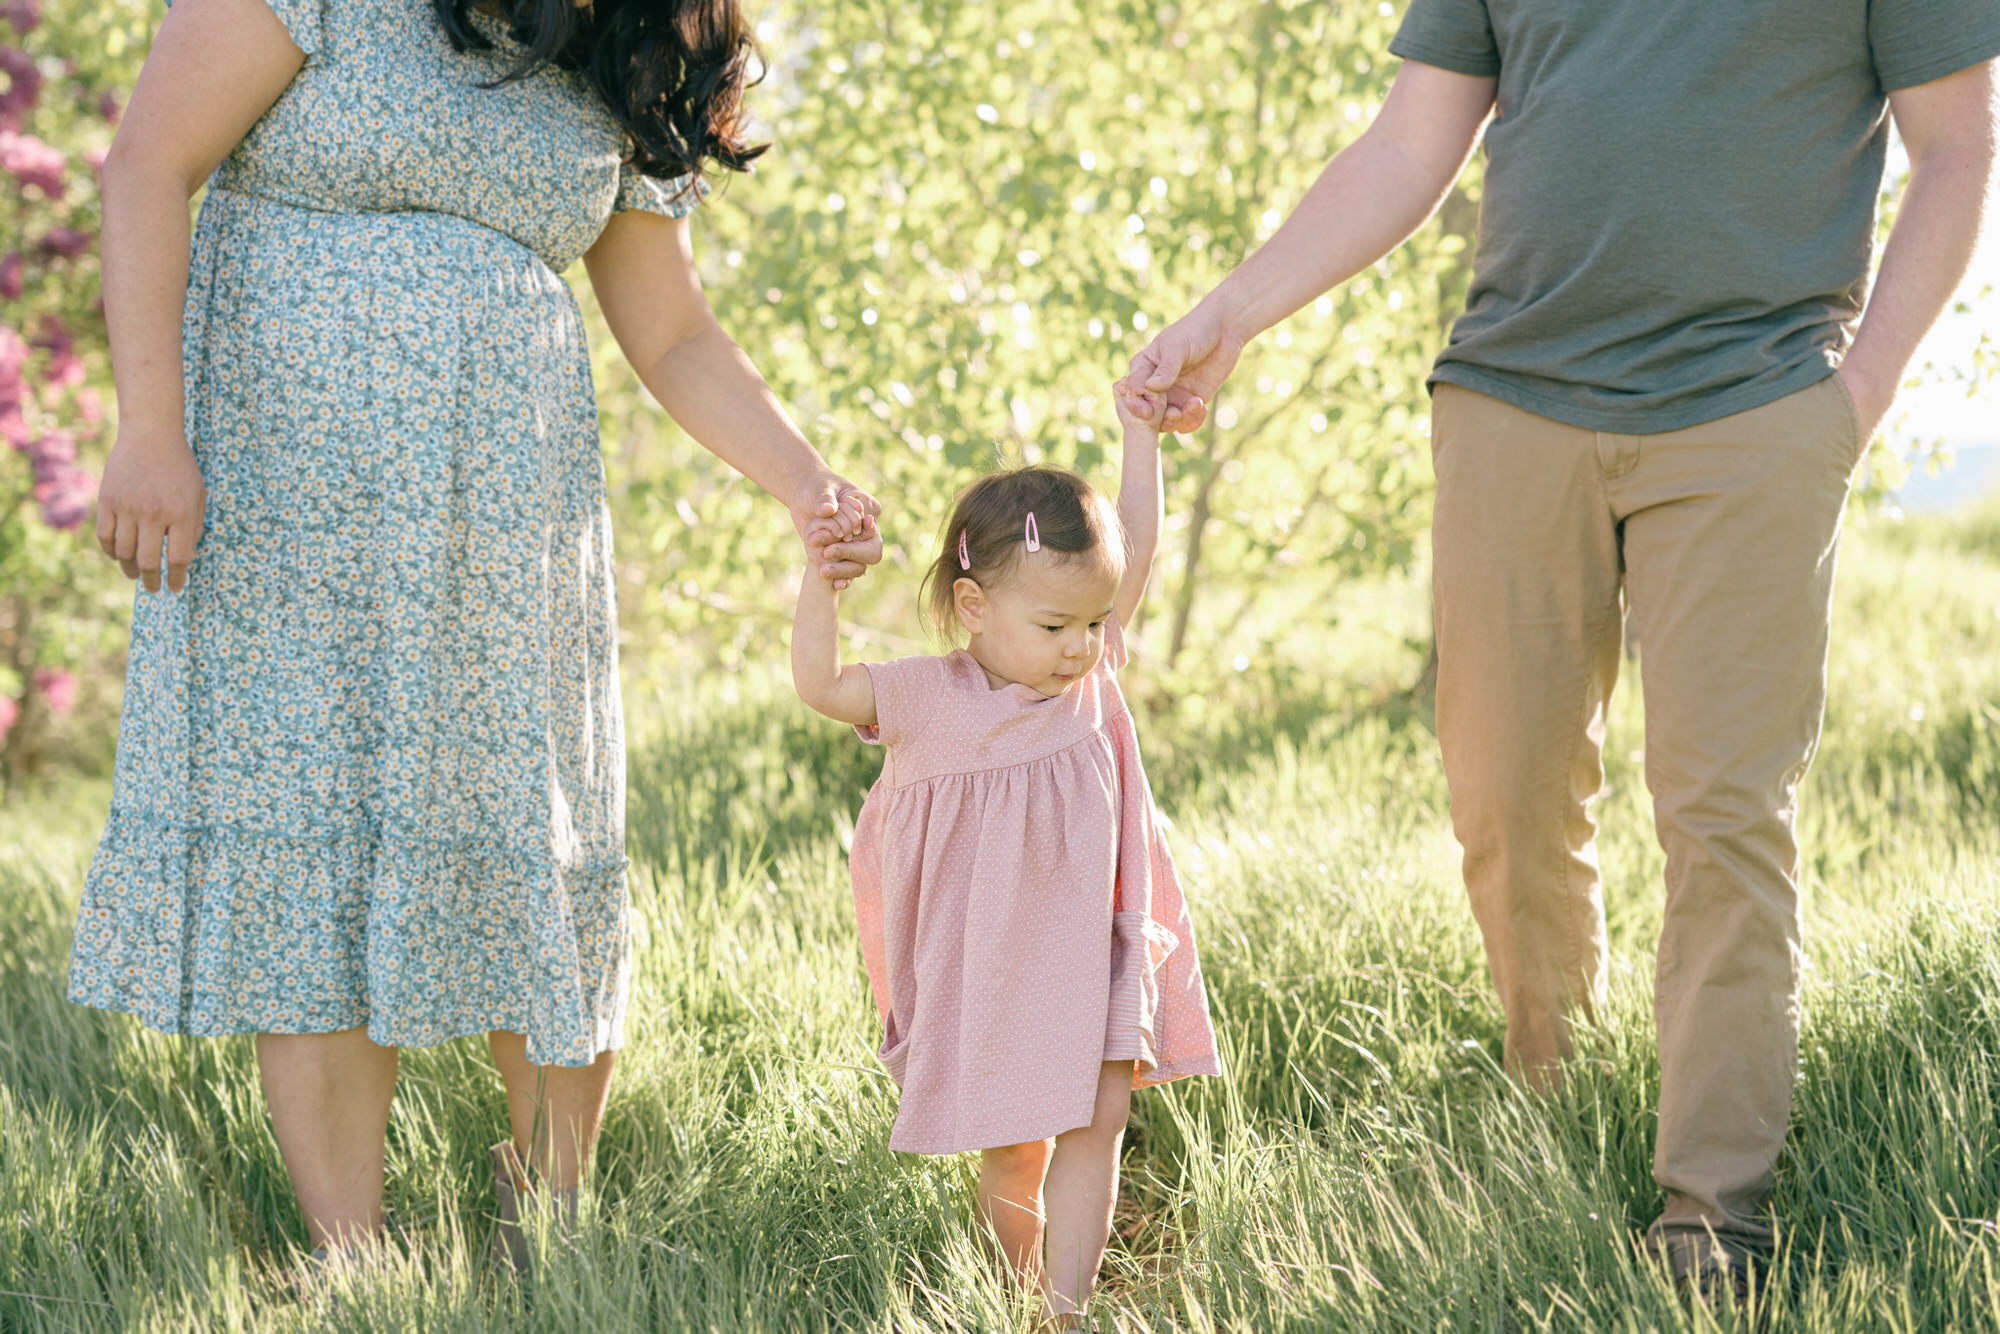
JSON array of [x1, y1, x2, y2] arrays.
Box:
[[1430, 376, 1861, 1266]]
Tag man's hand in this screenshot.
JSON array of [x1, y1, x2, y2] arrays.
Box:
[[1834, 361, 1894, 448], [1116, 305, 1245, 436], [1839, 59, 1999, 454]]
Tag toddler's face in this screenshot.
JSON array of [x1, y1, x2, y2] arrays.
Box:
[[959, 556, 1121, 697]]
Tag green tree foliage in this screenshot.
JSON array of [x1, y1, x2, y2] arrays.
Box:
[[24, 0, 1969, 781], [0, 0, 149, 786], [591, 0, 1477, 694]]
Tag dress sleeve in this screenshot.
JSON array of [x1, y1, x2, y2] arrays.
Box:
[[166, 0, 321, 54], [854, 656, 948, 749], [1868, 0, 2000, 91], [1101, 614, 1130, 674], [1386, 0, 1499, 79], [615, 164, 707, 219]]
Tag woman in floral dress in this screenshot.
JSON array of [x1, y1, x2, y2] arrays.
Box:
[[68, 0, 879, 1259]]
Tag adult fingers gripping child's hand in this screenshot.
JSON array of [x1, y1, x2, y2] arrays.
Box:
[[1116, 305, 1246, 435], [811, 513, 880, 590], [793, 473, 883, 590]]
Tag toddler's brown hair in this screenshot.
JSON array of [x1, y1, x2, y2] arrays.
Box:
[[919, 467, 1126, 643]]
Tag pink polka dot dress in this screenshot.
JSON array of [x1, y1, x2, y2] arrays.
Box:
[[850, 619, 1221, 1155]]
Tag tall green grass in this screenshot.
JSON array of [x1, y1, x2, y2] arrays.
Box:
[[3, 508, 1998, 1331]]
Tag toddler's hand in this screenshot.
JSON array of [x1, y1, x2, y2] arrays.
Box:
[[793, 473, 884, 591], [803, 511, 880, 591], [1115, 387, 1168, 434]]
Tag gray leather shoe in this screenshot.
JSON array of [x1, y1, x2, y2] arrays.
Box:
[[491, 1142, 532, 1276], [490, 1141, 580, 1278]]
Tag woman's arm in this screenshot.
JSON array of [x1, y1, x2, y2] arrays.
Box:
[[583, 210, 882, 583], [1111, 398, 1162, 629], [791, 571, 877, 726], [95, 0, 306, 591]]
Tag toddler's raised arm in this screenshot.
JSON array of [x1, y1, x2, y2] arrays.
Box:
[[1112, 393, 1165, 628], [792, 566, 879, 727]]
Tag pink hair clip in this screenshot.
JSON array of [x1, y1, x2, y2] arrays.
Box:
[[958, 528, 971, 570], [1024, 512, 1040, 553]]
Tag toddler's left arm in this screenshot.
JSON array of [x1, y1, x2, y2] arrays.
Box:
[[792, 566, 879, 727], [1112, 393, 1165, 628]]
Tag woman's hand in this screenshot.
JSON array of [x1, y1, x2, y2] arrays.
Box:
[[793, 472, 882, 590], [95, 421, 207, 592], [1115, 303, 1247, 436]]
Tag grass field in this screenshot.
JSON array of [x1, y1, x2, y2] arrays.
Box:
[[3, 503, 1999, 1333]]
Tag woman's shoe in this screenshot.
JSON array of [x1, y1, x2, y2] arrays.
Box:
[[490, 1141, 533, 1276], [490, 1141, 582, 1277]]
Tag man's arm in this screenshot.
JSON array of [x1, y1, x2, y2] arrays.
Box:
[[1122, 60, 1497, 433], [1840, 59, 1999, 439]]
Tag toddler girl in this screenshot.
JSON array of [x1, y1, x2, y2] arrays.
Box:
[[792, 398, 1220, 1326]]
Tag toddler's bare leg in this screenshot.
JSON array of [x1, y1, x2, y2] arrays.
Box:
[[979, 1138, 1054, 1292], [1041, 1062, 1135, 1316]]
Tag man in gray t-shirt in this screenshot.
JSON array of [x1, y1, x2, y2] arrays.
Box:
[[1122, 0, 1999, 1292]]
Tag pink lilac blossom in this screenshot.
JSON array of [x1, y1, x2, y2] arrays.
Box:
[[96, 90, 119, 124], [31, 666, 76, 716], [31, 315, 82, 388], [0, 323, 29, 449], [28, 428, 94, 530], [0, 128, 62, 196], [0, 695, 17, 746], [75, 385, 101, 424], [37, 226, 90, 259], [37, 472, 94, 528], [0, 251, 20, 299], [0, 322, 24, 380], [0, 45, 38, 130], [0, 0, 38, 35]]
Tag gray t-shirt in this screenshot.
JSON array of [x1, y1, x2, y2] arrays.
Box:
[[1390, 0, 2000, 432]]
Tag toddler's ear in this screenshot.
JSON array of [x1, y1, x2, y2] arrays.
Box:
[[951, 576, 985, 635]]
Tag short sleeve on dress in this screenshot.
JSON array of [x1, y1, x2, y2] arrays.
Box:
[[1101, 614, 1130, 674], [614, 165, 706, 219], [165, 0, 319, 54], [1868, 0, 2000, 91], [258, 0, 323, 56], [1387, 0, 1499, 79], [855, 656, 951, 749]]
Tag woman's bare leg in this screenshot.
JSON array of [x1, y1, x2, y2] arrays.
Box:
[[486, 1031, 616, 1192], [256, 1028, 399, 1252], [1040, 1062, 1134, 1316], [979, 1138, 1054, 1293]]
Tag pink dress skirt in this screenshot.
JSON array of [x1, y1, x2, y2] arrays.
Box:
[[850, 620, 1220, 1154]]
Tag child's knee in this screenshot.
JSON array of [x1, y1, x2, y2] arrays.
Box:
[[982, 1139, 1052, 1190]]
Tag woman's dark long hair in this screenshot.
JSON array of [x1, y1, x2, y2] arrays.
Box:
[[437, 0, 767, 192]]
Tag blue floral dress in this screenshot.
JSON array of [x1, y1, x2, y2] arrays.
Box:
[[67, 0, 696, 1066]]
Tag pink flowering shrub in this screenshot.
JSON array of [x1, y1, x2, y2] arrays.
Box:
[[1, 0, 145, 787]]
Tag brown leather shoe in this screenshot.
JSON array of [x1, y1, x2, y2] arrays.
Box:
[[1644, 1227, 1774, 1323]]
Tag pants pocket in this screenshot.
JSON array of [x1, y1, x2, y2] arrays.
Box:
[[1824, 371, 1865, 470]]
